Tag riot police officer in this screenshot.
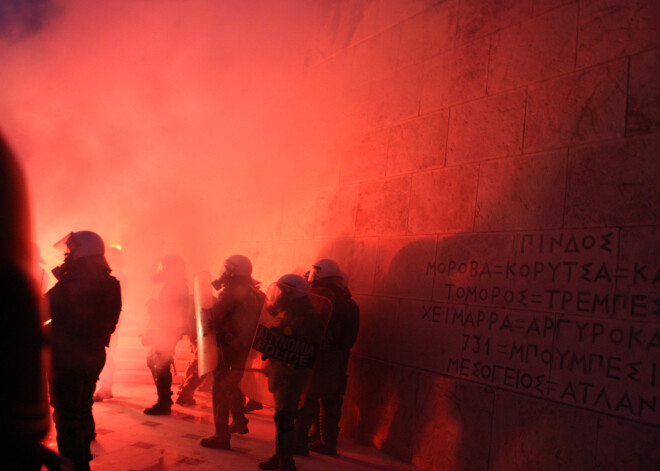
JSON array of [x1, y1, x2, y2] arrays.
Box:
[[259, 274, 326, 471], [200, 255, 264, 450], [295, 259, 359, 456], [47, 230, 122, 470], [143, 254, 190, 415]]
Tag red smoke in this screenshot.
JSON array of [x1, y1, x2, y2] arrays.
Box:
[[0, 0, 353, 318]]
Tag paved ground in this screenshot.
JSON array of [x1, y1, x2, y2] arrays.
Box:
[[43, 383, 421, 471]]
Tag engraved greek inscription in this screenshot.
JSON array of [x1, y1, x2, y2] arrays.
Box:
[[631, 295, 648, 317], [549, 262, 560, 281], [558, 383, 655, 417], [628, 361, 641, 384], [647, 331, 660, 350], [429, 229, 658, 424], [633, 263, 647, 284], [430, 259, 648, 285], [519, 231, 614, 254], [462, 335, 492, 354], [606, 356, 622, 380]]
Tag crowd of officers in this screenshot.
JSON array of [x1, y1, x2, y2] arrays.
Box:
[[13, 223, 360, 470]]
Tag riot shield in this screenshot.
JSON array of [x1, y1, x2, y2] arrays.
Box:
[[194, 271, 220, 376], [240, 282, 331, 407]]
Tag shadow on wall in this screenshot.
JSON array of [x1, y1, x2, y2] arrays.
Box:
[[313, 236, 593, 471], [310, 237, 475, 468]]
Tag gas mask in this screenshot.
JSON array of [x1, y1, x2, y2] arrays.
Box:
[[211, 271, 231, 290], [51, 255, 71, 280]]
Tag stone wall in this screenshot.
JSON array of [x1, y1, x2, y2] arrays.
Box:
[[246, 1, 660, 469]]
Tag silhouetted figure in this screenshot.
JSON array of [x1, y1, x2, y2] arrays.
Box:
[[47, 230, 122, 470], [259, 274, 325, 471], [0, 133, 60, 469], [200, 255, 264, 450], [295, 259, 360, 456], [176, 329, 202, 406], [94, 246, 128, 402], [143, 255, 190, 415], [175, 328, 218, 405]]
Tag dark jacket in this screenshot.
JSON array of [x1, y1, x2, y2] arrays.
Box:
[[214, 278, 264, 368], [47, 256, 122, 370], [265, 296, 325, 410], [311, 282, 359, 352]]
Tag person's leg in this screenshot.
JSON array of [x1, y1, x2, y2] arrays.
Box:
[[276, 409, 297, 471], [144, 351, 173, 415], [177, 344, 201, 405], [228, 371, 249, 433], [259, 409, 297, 471], [95, 332, 118, 400], [308, 399, 321, 443], [293, 394, 318, 455], [309, 393, 343, 455], [200, 367, 231, 449], [177, 357, 201, 404], [156, 362, 173, 405], [51, 368, 90, 471], [258, 411, 280, 470], [81, 359, 104, 462]]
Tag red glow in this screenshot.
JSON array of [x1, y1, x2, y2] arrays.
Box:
[[0, 0, 356, 332]]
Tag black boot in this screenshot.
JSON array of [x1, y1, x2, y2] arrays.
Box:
[[144, 401, 171, 415], [200, 434, 230, 450], [258, 454, 279, 470], [293, 398, 316, 456], [276, 411, 297, 471], [146, 358, 173, 414], [309, 412, 337, 456], [293, 425, 309, 456], [228, 420, 249, 434], [245, 398, 263, 412], [176, 392, 196, 406], [309, 438, 337, 455], [146, 374, 172, 414]]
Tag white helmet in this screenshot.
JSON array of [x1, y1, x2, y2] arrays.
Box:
[[276, 274, 309, 299], [55, 231, 105, 259], [224, 254, 252, 277], [307, 258, 341, 284]]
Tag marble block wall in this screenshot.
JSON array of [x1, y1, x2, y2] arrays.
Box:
[[247, 1, 660, 470]]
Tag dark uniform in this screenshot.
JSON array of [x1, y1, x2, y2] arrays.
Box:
[[144, 256, 190, 415], [201, 276, 264, 449], [260, 292, 325, 471], [47, 251, 122, 470], [295, 280, 359, 456], [95, 246, 128, 401], [176, 313, 202, 405]]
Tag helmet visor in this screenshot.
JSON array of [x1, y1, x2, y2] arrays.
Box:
[[53, 232, 74, 255], [266, 282, 284, 306], [306, 266, 321, 284]]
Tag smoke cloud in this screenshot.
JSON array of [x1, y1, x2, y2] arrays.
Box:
[[0, 0, 350, 317]]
